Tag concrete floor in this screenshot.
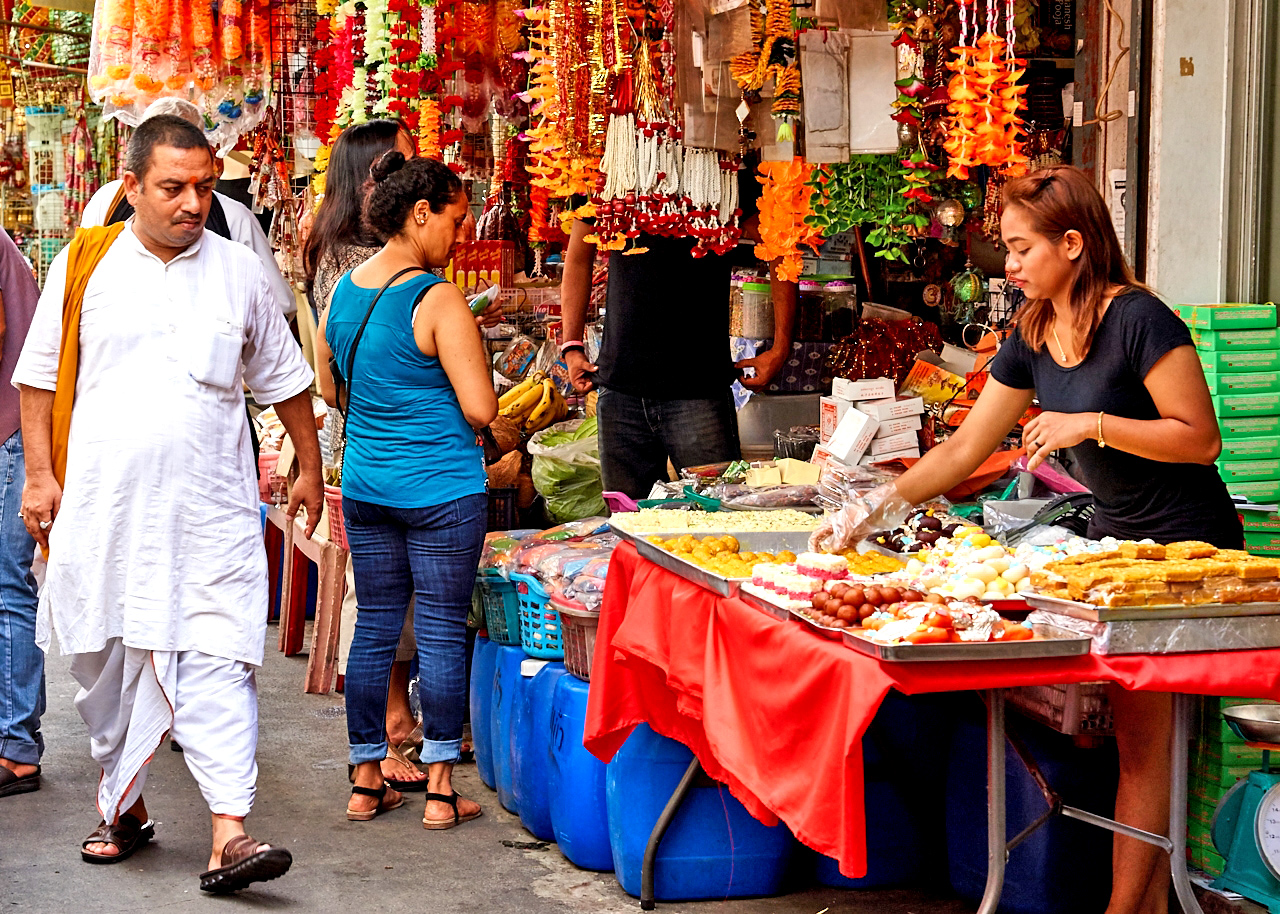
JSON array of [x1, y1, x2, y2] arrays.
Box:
[[0, 626, 993, 913]]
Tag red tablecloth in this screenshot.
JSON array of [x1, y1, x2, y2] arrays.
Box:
[[583, 542, 1280, 878]]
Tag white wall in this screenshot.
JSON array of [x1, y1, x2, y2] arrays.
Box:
[[1145, 0, 1232, 303]]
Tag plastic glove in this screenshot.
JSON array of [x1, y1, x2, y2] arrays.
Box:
[[809, 482, 913, 554]]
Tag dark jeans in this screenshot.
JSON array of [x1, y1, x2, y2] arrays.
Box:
[[596, 388, 741, 499], [343, 492, 487, 766]]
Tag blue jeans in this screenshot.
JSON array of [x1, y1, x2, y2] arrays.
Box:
[[0, 431, 42, 766], [596, 388, 741, 498], [343, 492, 487, 767]]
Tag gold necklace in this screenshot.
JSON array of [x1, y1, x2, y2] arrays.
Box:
[[1051, 325, 1070, 363]]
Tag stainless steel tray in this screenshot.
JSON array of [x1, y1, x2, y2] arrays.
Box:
[[841, 621, 1091, 662], [789, 608, 845, 640], [623, 530, 816, 598], [1023, 592, 1280, 622], [738, 584, 791, 621], [1029, 608, 1280, 655]]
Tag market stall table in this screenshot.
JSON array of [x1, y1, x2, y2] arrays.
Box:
[[584, 542, 1280, 912]]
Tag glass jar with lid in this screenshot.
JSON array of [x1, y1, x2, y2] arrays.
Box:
[[821, 279, 858, 339], [796, 279, 826, 341]]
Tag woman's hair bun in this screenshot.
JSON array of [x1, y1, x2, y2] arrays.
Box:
[[370, 149, 407, 183]]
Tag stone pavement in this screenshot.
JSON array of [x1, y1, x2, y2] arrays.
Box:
[[0, 624, 998, 913]]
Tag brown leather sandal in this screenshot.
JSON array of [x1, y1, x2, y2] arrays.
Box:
[[199, 834, 293, 894], [347, 782, 404, 821], [80, 813, 154, 864]]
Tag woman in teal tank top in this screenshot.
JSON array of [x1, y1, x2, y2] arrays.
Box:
[[317, 153, 498, 830]]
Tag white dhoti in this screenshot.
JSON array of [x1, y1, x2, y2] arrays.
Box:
[[70, 639, 258, 823]]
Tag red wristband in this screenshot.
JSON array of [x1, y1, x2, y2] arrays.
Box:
[[559, 340, 585, 354]]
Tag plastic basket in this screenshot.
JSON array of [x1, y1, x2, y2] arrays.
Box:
[[556, 598, 599, 681], [487, 487, 517, 532], [478, 569, 522, 646], [511, 572, 563, 659], [324, 484, 347, 549], [1004, 682, 1113, 737]]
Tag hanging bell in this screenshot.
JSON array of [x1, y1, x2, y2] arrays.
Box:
[[897, 121, 919, 147]]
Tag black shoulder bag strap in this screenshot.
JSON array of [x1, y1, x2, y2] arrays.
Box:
[[336, 267, 425, 436]]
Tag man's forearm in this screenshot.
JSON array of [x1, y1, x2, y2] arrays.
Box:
[[273, 390, 322, 474], [769, 263, 797, 349], [560, 219, 596, 343], [19, 385, 54, 480]]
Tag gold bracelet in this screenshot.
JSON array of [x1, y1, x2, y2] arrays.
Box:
[[1097, 411, 1106, 449]]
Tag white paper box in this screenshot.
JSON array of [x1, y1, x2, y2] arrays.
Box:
[[859, 447, 921, 465], [819, 396, 851, 444], [832, 376, 894, 402], [869, 431, 921, 455], [873, 414, 923, 438], [854, 396, 925, 420], [825, 407, 880, 465]]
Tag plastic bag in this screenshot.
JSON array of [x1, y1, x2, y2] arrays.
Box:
[[1010, 455, 1090, 494], [809, 481, 912, 553], [529, 418, 606, 523], [496, 335, 539, 381], [708, 483, 820, 508]]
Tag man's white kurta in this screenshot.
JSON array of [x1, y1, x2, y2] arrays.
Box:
[[12, 225, 313, 667]]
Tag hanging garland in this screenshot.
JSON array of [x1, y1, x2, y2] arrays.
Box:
[[755, 158, 820, 283], [729, 0, 799, 141]]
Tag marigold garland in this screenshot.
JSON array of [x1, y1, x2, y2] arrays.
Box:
[[944, 1, 1028, 179], [755, 158, 821, 282]]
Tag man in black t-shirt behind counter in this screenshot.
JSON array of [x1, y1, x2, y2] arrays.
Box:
[[561, 174, 797, 499]]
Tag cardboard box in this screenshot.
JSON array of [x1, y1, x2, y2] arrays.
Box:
[[825, 407, 879, 465], [1213, 392, 1280, 417], [1240, 509, 1280, 532], [832, 376, 895, 401], [860, 447, 921, 465], [855, 396, 925, 421], [1200, 349, 1280, 373], [819, 396, 850, 444], [1227, 479, 1280, 502], [874, 414, 923, 438], [1221, 414, 1280, 439], [1220, 436, 1280, 462], [1192, 327, 1280, 352], [1217, 458, 1280, 482], [1176, 302, 1278, 330], [1244, 530, 1280, 556], [868, 431, 920, 455], [1203, 370, 1280, 395], [810, 445, 840, 468]]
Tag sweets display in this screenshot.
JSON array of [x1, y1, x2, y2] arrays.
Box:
[[798, 583, 1034, 644], [1030, 541, 1280, 607], [612, 509, 820, 535]]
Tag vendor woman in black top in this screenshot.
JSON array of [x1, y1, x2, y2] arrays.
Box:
[[836, 165, 1240, 914]]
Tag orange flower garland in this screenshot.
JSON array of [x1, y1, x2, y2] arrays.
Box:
[[101, 0, 134, 81], [418, 98, 442, 159], [191, 0, 218, 89], [944, 2, 1028, 179], [132, 0, 167, 91], [754, 159, 822, 283]]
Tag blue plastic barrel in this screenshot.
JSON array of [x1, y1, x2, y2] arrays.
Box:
[[513, 661, 567, 842], [492, 644, 526, 814], [606, 724, 794, 900], [469, 636, 498, 789], [549, 674, 613, 870], [947, 703, 1117, 913]]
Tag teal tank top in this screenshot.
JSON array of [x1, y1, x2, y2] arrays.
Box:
[[326, 271, 486, 508]]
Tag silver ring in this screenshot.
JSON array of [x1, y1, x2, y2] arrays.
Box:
[[38, 520, 51, 530]]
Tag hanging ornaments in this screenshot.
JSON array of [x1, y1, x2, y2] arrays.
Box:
[[729, 0, 799, 141], [754, 158, 820, 282], [943, 0, 1029, 179]]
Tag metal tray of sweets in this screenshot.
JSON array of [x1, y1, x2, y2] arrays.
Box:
[[624, 530, 817, 598], [788, 607, 845, 640], [738, 584, 792, 621], [1027, 608, 1280, 655], [1022, 593, 1280, 623], [841, 621, 1091, 662]]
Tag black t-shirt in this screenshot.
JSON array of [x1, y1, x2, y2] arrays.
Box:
[[990, 290, 1243, 548], [596, 233, 748, 399]]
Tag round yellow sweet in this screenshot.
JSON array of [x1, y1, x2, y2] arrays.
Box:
[[738, 551, 757, 563], [777, 550, 797, 564], [719, 535, 740, 551]]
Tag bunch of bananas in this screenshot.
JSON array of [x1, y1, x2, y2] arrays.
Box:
[[497, 372, 568, 433]]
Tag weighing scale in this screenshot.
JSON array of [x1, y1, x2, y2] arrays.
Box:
[[1211, 705, 1280, 912]]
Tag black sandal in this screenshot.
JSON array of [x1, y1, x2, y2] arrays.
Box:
[[80, 813, 155, 864], [422, 791, 482, 830], [346, 782, 404, 821]]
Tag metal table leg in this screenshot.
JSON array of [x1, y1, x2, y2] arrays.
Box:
[[640, 756, 702, 911], [978, 689, 1204, 914], [977, 689, 1007, 914]]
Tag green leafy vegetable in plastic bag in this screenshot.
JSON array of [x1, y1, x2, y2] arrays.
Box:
[[528, 417, 605, 522]]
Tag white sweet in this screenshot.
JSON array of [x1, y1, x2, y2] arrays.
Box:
[[964, 564, 999, 584], [1002, 564, 1028, 582], [987, 557, 1011, 575]]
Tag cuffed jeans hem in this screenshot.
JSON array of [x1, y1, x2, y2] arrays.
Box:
[[419, 737, 461, 765], [0, 736, 40, 765], [349, 741, 389, 766]]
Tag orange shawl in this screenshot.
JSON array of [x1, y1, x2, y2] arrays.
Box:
[[51, 222, 126, 488]]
